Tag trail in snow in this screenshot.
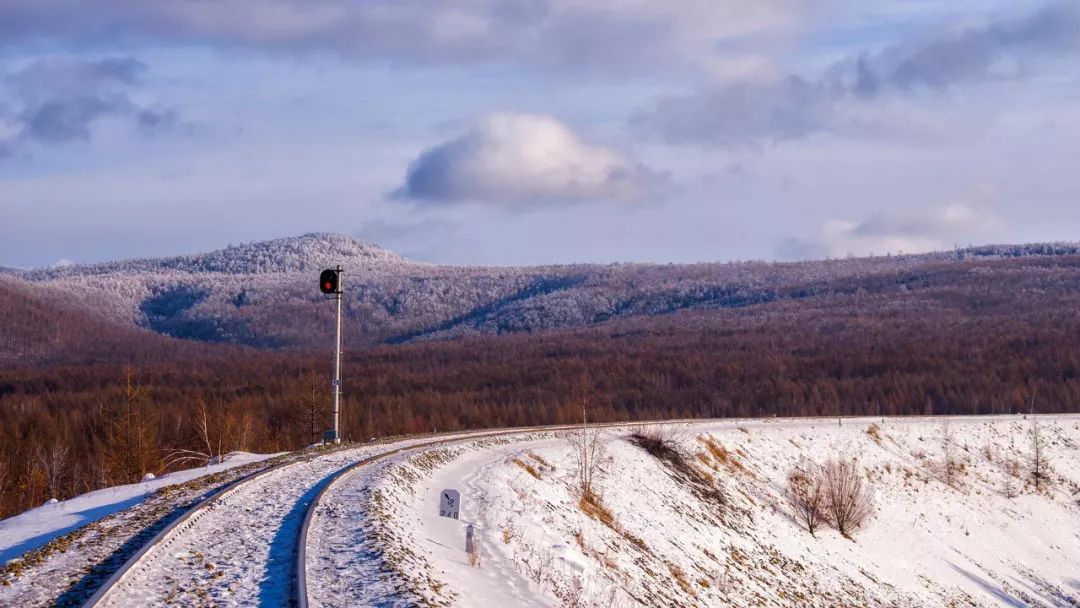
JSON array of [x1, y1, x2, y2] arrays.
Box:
[[306, 435, 560, 608]]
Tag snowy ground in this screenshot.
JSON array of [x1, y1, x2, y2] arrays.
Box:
[[88, 429, 540, 608], [4, 416, 1077, 607], [0, 451, 289, 608], [97, 448, 382, 607], [348, 415, 1080, 608], [0, 451, 278, 565]]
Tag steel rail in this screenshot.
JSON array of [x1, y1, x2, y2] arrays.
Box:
[[80, 419, 680, 608]]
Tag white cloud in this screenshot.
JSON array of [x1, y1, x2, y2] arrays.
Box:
[[397, 112, 662, 205], [0, 0, 802, 76], [785, 202, 1006, 259], [640, 2, 1080, 147]]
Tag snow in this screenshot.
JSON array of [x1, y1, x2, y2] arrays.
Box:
[[348, 416, 1080, 607], [4, 416, 1078, 607], [99, 448, 380, 607], [0, 451, 278, 565], [96, 430, 521, 607]]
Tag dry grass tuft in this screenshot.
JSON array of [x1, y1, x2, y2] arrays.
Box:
[[578, 491, 615, 529], [866, 424, 882, 444], [668, 562, 696, 596], [526, 451, 554, 470], [511, 457, 542, 479], [700, 436, 729, 464]]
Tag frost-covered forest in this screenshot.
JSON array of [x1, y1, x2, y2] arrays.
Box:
[[4, 233, 1080, 356], [2, 234, 1080, 518]]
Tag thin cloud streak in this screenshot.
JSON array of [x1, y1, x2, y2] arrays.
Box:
[[639, 2, 1080, 146]]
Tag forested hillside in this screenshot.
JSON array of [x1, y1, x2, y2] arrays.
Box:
[[3, 240, 1080, 517], [0, 276, 221, 366], [11, 233, 1080, 353]]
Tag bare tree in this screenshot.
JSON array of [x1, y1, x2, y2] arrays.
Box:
[[1002, 477, 1018, 499], [164, 399, 216, 469], [1026, 387, 1051, 492], [0, 458, 9, 503], [1030, 415, 1050, 492], [567, 397, 608, 502], [788, 460, 825, 536], [941, 418, 958, 488], [822, 458, 874, 537], [36, 444, 70, 500], [103, 370, 161, 481]]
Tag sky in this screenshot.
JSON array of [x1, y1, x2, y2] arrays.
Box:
[[1, 0, 1079, 268]]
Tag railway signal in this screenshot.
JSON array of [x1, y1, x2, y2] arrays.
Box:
[[320, 266, 343, 444], [319, 268, 341, 294]]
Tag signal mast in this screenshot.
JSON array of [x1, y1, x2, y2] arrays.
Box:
[[319, 266, 343, 444]]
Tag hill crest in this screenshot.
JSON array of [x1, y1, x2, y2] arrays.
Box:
[[22, 233, 409, 279]]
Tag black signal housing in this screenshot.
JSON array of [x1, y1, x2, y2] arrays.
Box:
[[319, 268, 341, 294]]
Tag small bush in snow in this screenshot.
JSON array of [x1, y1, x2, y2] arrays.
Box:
[[865, 424, 882, 444], [631, 428, 727, 509], [629, 427, 684, 465], [787, 461, 826, 536], [822, 458, 874, 538], [567, 401, 609, 500], [1030, 416, 1051, 492]]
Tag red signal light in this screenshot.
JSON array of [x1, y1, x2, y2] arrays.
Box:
[[319, 269, 341, 294]]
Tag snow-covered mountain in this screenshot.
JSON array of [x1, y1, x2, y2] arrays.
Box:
[[23, 233, 409, 279], [11, 234, 1080, 353]]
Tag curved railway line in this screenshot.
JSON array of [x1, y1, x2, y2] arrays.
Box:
[[80, 422, 627, 608], [73, 414, 957, 607]]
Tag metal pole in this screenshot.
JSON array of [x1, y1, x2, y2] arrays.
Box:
[[332, 265, 342, 444]]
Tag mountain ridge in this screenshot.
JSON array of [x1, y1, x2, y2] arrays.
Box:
[[10, 234, 1080, 358], [20, 233, 409, 280]]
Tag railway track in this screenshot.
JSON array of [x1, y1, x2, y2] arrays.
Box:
[[78, 430, 545, 607], [80, 421, 673, 607]]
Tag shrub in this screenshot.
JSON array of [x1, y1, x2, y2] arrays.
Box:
[[822, 458, 874, 537], [788, 461, 825, 536]]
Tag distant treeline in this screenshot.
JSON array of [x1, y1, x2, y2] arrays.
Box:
[[3, 272, 1080, 518]]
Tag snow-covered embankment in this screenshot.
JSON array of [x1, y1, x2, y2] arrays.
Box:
[[348, 416, 1080, 607]]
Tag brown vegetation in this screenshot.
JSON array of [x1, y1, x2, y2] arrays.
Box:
[[5, 251, 1080, 518], [788, 461, 826, 536], [511, 457, 541, 479], [630, 428, 727, 509], [822, 458, 875, 537]]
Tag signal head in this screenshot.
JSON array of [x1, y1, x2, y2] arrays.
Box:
[[319, 268, 341, 294]]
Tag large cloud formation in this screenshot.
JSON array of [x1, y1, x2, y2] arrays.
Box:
[[639, 2, 1080, 146], [398, 113, 661, 205], [0, 57, 172, 153], [0, 0, 798, 75]]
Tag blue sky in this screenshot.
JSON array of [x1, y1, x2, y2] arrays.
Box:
[[1, 1, 1078, 267]]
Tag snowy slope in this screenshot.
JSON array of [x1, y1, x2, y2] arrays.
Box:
[[23, 233, 410, 279], [351, 416, 1080, 608], [0, 451, 279, 565]]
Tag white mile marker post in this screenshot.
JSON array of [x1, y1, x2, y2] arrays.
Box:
[[439, 489, 460, 519]]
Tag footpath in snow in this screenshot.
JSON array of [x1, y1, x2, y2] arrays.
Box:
[[341, 415, 1080, 608]]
